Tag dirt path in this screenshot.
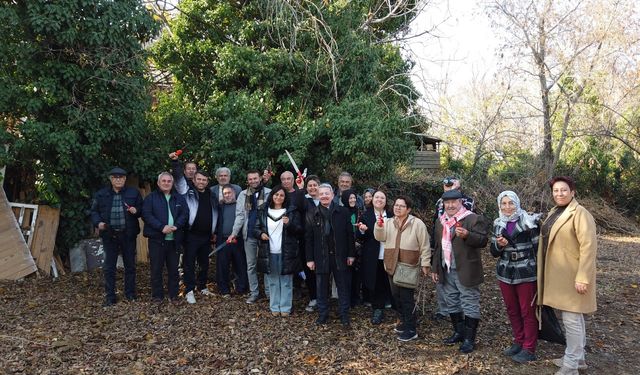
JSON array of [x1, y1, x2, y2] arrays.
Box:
[[1, 235, 638, 374]]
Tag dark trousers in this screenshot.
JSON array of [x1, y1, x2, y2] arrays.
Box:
[[350, 263, 363, 306], [183, 232, 211, 292], [389, 275, 417, 331], [216, 236, 248, 295], [316, 258, 351, 320], [148, 239, 179, 300], [298, 238, 316, 299], [370, 259, 392, 309], [102, 232, 137, 302]]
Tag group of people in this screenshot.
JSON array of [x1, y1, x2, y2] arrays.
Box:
[[90, 158, 597, 375]]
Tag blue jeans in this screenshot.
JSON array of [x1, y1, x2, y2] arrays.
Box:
[[102, 232, 137, 302], [148, 239, 179, 300], [265, 253, 293, 313], [183, 233, 211, 292]]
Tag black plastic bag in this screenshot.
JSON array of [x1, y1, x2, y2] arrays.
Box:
[[538, 305, 566, 345]]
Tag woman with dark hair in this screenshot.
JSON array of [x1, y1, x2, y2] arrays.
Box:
[[254, 185, 302, 316], [341, 189, 364, 307], [538, 176, 597, 375], [301, 175, 321, 311], [490, 191, 540, 363], [374, 196, 430, 341], [357, 190, 394, 324], [363, 188, 375, 211]]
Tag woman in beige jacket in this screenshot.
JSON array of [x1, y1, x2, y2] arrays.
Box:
[[372, 195, 430, 342], [537, 176, 597, 375]]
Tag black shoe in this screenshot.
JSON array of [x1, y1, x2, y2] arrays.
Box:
[[503, 343, 522, 356], [397, 330, 418, 342], [459, 317, 480, 354], [371, 309, 384, 325], [125, 295, 137, 302], [443, 312, 464, 344], [102, 299, 116, 307], [511, 349, 536, 363], [316, 315, 328, 325], [431, 312, 447, 321], [340, 316, 351, 329], [151, 297, 163, 304]]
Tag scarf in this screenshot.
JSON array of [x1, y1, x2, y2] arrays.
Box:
[[439, 206, 473, 271], [244, 183, 266, 211], [493, 190, 541, 234]]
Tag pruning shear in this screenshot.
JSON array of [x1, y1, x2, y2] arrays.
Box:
[[284, 149, 307, 181], [208, 238, 237, 257]]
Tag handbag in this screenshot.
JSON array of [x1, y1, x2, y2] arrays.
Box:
[[538, 305, 566, 345], [392, 262, 420, 289]]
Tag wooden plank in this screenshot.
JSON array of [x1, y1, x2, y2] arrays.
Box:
[[0, 187, 37, 280], [29, 206, 60, 275], [136, 219, 149, 264]]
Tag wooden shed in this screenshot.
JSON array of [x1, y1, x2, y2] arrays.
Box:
[[406, 132, 442, 170]]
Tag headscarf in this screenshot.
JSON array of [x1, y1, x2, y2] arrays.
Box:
[[493, 190, 540, 231], [340, 189, 358, 215]]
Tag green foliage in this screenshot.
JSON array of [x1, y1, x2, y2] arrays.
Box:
[[0, 0, 159, 252], [151, 0, 420, 183]]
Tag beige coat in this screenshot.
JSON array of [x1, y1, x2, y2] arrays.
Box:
[[537, 199, 597, 314], [374, 215, 430, 275]]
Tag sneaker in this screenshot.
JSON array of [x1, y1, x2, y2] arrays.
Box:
[[246, 295, 259, 304], [186, 291, 196, 304], [151, 297, 163, 304], [305, 299, 317, 312], [555, 366, 579, 375], [397, 330, 418, 342], [393, 323, 406, 334], [503, 343, 522, 356], [221, 294, 231, 299], [371, 309, 384, 325], [552, 358, 587, 370], [511, 349, 536, 363], [200, 288, 213, 296]]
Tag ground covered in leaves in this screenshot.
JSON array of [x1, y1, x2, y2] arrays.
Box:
[[1, 235, 639, 374]]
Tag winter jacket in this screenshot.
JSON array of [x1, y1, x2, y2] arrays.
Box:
[[254, 206, 303, 275], [357, 208, 394, 290], [304, 203, 356, 274], [90, 186, 143, 240], [142, 189, 189, 247], [374, 215, 431, 275], [490, 216, 539, 284], [537, 199, 597, 314], [432, 213, 488, 287], [231, 186, 272, 240]]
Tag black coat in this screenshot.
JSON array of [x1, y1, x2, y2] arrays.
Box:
[[90, 186, 143, 240], [142, 190, 189, 248], [305, 203, 356, 274], [254, 206, 303, 275], [356, 208, 393, 290]]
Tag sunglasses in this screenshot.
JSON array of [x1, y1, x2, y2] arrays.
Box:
[[443, 177, 457, 187]]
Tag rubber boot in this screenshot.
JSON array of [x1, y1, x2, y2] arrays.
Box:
[[443, 312, 464, 345], [459, 317, 480, 353]]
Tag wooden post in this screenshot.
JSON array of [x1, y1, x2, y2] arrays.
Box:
[[29, 206, 60, 275]]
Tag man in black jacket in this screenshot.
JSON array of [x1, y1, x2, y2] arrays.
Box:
[[90, 167, 143, 307], [142, 172, 189, 303], [305, 183, 355, 328]]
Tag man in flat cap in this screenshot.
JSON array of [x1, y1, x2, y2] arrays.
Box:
[[431, 190, 488, 353], [90, 167, 143, 307]]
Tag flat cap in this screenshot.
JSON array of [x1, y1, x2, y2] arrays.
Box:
[[441, 190, 463, 201], [108, 167, 127, 176]]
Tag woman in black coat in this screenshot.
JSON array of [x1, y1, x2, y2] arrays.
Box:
[[356, 190, 394, 324], [254, 185, 303, 316]]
